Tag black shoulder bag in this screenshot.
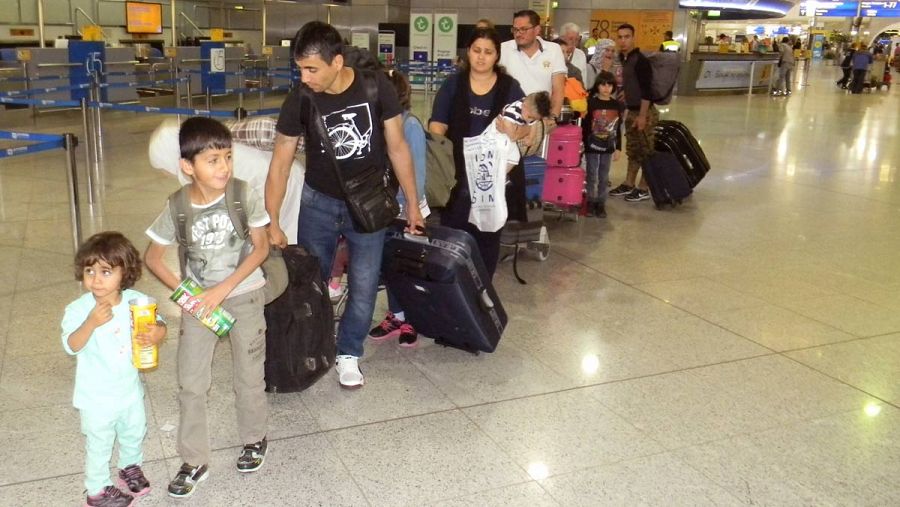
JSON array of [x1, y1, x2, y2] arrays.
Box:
[[306, 71, 400, 233]]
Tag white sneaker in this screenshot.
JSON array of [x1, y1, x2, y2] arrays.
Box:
[[335, 355, 364, 389], [328, 283, 345, 301]]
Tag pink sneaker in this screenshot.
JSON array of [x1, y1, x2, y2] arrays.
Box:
[[116, 464, 150, 497]]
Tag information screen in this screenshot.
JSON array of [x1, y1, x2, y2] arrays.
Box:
[[126, 2, 163, 34], [799, 1, 900, 17]]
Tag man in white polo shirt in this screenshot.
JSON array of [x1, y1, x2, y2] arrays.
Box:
[[560, 22, 588, 81], [500, 9, 567, 119]]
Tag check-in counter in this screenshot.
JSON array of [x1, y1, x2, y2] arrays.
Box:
[[678, 52, 781, 95]]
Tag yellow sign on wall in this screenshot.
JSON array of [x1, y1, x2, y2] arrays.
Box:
[[590, 10, 673, 51], [210, 28, 224, 41], [82, 25, 103, 41]]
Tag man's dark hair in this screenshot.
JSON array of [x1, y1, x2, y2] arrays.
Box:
[[179, 117, 231, 161], [528, 91, 552, 119], [665, 31, 673, 39], [292, 21, 344, 64], [74, 231, 142, 290], [513, 9, 541, 28], [617, 23, 635, 35]]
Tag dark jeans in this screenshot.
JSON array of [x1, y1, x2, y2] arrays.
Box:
[[297, 184, 386, 357], [850, 69, 867, 94]]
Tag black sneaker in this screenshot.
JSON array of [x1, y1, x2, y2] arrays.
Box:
[[609, 184, 634, 197], [397, 322, 419, 348], [86, 485, 133, 507], [237, 437, 267, 472], [368, 312, 403, 341], [116, 464, 150, 497], [624, 188, 651, 202], [596, 204, 607, 218], [168, 463, 209, 498]]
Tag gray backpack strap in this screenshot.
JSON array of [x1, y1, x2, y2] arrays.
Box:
[[168, 184, 194, 276], [225, 178, 249, 240]]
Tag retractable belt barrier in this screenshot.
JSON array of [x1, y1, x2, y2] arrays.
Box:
[[88, 101, 235, 118], [0, 83, 92, 97], [0, 130, 83, 252], [98, 77, 188, 90], [0, 130, 66, 158], [0, 75, 67, 82], [0, 96, 82, 107]]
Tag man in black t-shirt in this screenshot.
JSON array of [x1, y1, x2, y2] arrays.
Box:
[[265, 22, 423, 390]]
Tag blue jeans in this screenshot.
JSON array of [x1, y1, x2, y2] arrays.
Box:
[[585, 152, 612, 205], [298, 184, 386, 358]]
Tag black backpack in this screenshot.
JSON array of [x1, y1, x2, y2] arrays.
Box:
[[263, 245, 336, 393]]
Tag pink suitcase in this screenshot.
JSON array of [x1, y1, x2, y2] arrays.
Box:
[[543, 166, 585, 207], [547, 124, 582, 167]]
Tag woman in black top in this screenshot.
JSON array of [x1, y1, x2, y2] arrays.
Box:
[[428, 28, 525, 277]]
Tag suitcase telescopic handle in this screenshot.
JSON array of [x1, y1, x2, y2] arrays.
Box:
[[402, 225, 428, 243], [478, 289, 495, 311]]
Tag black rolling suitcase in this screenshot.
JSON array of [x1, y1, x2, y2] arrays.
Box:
[[644, 135, 693, 209], [264, 245, 336, 393], [382, 224, 507, 353], [655, 120, 710, 188]]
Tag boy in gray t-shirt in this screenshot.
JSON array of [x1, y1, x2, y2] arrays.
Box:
[[144, 117, 270, 499]]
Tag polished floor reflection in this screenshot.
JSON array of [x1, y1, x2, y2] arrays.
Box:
[[1, 63, 898, 506]]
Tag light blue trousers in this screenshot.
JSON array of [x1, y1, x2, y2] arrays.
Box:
[[80, 396, 146, 495]]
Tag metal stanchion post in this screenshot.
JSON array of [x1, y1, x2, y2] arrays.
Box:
[[22, 62, 37, 120], [258, 88, 264, 110], [186, 77, 193, 108], [206, 87, 211, 110], [174, 66, 181, 108], [63, 133, 83, 252], [238, 91, 244, 111], [90, 77, 104, 196], [80, 98, 97, 205], [748, 60, 756, 96]]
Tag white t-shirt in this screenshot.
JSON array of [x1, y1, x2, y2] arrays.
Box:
[[500, 38, 567, 95], [571, 48, 588, 83]]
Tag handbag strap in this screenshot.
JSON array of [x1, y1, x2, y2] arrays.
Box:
[[303, 88, 347, 191]]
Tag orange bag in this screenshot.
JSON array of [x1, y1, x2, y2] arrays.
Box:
[[564, 77, 588, 113]]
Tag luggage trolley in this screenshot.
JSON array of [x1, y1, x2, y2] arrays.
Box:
[[500, 155, 551, 284]]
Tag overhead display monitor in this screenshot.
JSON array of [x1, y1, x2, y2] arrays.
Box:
[[126, 2, 163, 34], [678, 0, 793, 19], [799, 1, 900, 17]]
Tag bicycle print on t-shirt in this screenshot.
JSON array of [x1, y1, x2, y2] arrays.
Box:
[[322, 103, 374, 160]]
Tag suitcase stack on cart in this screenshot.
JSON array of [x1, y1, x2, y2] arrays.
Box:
[[644, 120, 709, 209], [542, 124, 585, 218]]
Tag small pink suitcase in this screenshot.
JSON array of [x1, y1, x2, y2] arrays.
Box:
[[547, 124, 582, 167], [543, 166, 585, 207]]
